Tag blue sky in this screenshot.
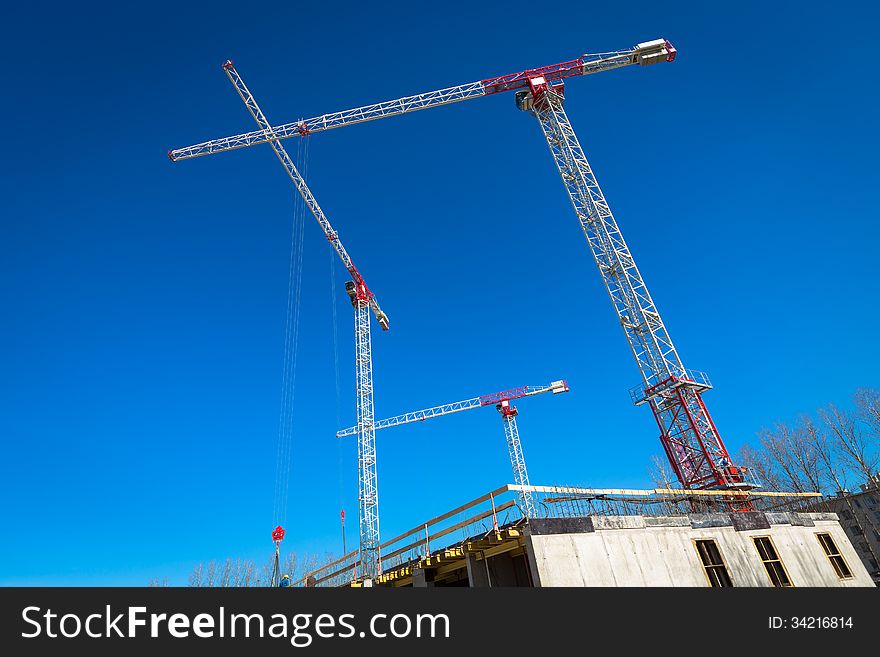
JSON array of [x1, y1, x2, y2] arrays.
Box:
[[1, 1, 878, 585]]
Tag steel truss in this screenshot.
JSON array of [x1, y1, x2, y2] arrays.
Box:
[[169, 43, 674, 162], [223, 62, 386, 578], [337, 380, 568, 517], [525, 85, 744, 490], [354, 297, 380, 576], [171, 37, 750, 504], [335, 381, 567, 437], [497, 402, 536, 517]]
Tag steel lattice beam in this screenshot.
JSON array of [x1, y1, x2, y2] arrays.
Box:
[[169, 42, 674, 162], [337, 381, 568, 517], [525, 86, 745, 491], [335, 380, 568, 438], [170, 37, 752, 499], [223, 63, 389, 331], [222, 62, 385, 578], [498, 403, 536, 517], [354, 298, 380, 577]]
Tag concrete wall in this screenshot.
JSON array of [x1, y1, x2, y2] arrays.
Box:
[[526, 513, 874, 587], [816, 489, 880, 584]]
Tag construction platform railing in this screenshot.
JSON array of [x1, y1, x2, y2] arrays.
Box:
[[628, 369, 713, 405], [293, 484, 824, 587], [291, 486, 519, 587]]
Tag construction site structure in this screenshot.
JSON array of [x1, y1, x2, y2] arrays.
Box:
[[195, 62, 390, 579], [338, 380, 570, 517], [170, 42, 679, 159], [294, 484, 874, 588], [170, 39, 752, 499]]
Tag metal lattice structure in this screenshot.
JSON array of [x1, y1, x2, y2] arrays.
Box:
[[337, 380, 568, 517], [353, 295, 380, 573], [520, 83, 745, 491], [168, 43, 675, 163], [497, 401, 535, 517], [222, 63, 389, 330], [170, 38, 752, 543], [336, 380, 568, 437], [296, 485, 822, 587], [222, 62, 388, 579]]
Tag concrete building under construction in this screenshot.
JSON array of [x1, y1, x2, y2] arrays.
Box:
[[807, 479, 880, 585], [169, 43, 876, 591], [296, 485, 874, 588]]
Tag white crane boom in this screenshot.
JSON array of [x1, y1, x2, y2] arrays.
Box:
[[222, 61, 386, 578], [336, 380, 568, 437], [168, 40, 674, 161], [337, 379, 569, 518]]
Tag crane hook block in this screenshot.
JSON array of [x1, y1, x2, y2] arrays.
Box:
[[272, 525, 286, 542]]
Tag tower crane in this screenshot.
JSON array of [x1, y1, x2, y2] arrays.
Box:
[[338, 380, 570, 517], [169, 39, 750, 503], [185, 61, 390, 580]]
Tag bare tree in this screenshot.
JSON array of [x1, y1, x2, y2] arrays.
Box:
[[727, 391, 880, 575], [218, 558, 232, 588], [854, 388, 880, 488], [647, 454, 676, 489], [240, 560, 257, 587], [281, 551, 299, 582], [738, 442, 783, 492], [189, 562, 204, 587], [807, 417, 853, 491], [261, 555, 274, 586], [186, 551, 324, 587], [298, 553, 321, 582], [854, 387, 880, 437], [802, 414, 880, 567], [819, 403, 879, 485], [786, 421, 823, 493], [755, 422, 821, 493], [647, 455, 680, 514], [188, 559, 256, 587], [801, 415, 849, 494]]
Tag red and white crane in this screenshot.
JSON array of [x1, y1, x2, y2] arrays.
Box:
[[194, 62, 389, 580], [170, 38, 752, 541], [337, 380, 570, 517], [169, 41, 676, 160]]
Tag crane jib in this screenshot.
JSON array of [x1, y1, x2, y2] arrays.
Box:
[[480, 57, 586, 95], [478, 386, 531, 406], [167, 40, 676, 162]]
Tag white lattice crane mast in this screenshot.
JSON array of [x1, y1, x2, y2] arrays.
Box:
[[168, 39, 751, 498], [222, 61, 387, 579], [337, 380, 570, 517]]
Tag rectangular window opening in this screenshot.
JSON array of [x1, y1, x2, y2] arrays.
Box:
[[753, 536, 792, 587], [816, 532, 853, 579], [695, 539, 733, 587]]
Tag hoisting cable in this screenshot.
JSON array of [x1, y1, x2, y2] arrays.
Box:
[[271, 134, 310, 583], [280, 135, 309, 527], [330, 244, 347, 557]]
